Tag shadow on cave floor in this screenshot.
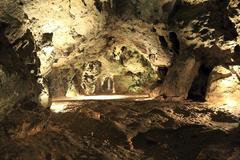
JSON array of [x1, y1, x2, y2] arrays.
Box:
[[0, 100, 240, 160], [132, 125, 229, 160]]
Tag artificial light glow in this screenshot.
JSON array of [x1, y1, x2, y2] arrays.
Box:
[[42, 46, 54, 55], [42, 21, 60, 33], [216, 97, 240, 116], [221, 79, 233, 88], [66, 85, 80, 98], [51, 102, 70, 113], [223, 98, 238, 107], [52, 95, 150, 102], [51, 95, 151, 113]]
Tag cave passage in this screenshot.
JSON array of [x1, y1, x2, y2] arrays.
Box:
[[0, 0, 240, 160]]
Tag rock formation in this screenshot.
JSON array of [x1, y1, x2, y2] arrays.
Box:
[[0, 0, 240, 159]]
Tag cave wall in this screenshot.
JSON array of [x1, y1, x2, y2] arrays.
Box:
[[0, 0, 240, 110], [0, 1, 240, 159], [159, 0, 240, 101], [0, 0, 41, 119], [20, 0, 176, 97]]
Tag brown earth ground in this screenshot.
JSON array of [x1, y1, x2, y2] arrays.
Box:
[[0, 100, 239, 160]]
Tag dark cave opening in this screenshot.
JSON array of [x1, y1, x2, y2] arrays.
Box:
[[187, 65, 213, 102], [42, 33, 53, 46], [159, 35, 168, 50], [94, 0, 103, 12], [157, 66, 168, 83], [169, 32, 180, 55], [113, 0, 132, 17], [234, 45, 240, 55]]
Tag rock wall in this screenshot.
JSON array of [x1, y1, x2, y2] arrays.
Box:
[[206, 65, 240, 111], [165, 0, 240, 101], [0, 1, 240, 160], [0, 1, 41, 119], [0, 0, 240, 109], [13, 0, 175, 98]]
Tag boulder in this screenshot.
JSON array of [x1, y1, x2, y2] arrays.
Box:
[[206, 65, 240, 107]]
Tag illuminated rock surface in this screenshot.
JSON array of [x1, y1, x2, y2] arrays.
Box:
[[206, 65, 240, 115], [0, 0, 240, 159]]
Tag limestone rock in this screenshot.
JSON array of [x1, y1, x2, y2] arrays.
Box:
[[0, 19, 41, 119], [38, 78, 51, 108], [81, 61, 102, 95], [161, 56, 200, 100], [228, 0, 240, 41], [206, 65, 240, 107], [172, 0, 239, 66], [48, 68, 75, 97], [135, 0, 177, 23], [1, 1, 240, 159], [21, 0, 107, 76]]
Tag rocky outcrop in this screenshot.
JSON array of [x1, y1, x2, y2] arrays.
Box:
[[206, 65, 240, 113], [161, 56, 200, 100], [165, 0, 240, 101], [0, 0, 240, 160], [21, 0, 108, 75], [229, 0, 240, 40], [12, 0, 176, 98], [0, 0, 239, 105], [0, 0, 240, 107], [0, 9, 41, 119], [44, 19, 174, 97]]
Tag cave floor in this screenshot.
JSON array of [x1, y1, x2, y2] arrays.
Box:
[[1, 100, 240, 160]]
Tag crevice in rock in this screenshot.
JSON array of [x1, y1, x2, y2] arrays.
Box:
[[157, 66, 168, 83], [159, 35, 168, 49], [169, 32, 180, 55], [222, 15, 238, 41], [234, 45, 240, 55], [94, 0, 103, 12], [81, 0, 87, 6], [42, 33, 53, 46], [168, 0, 182, 24], [150, 27, 156, 33], [113, 0, 133, 17], [187, 65, 213, 102]]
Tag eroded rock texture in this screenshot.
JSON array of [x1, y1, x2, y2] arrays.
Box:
[[0, 101, 240, 160], [0, 1, 41, 119], [0, 0, 240, 160], [17, 0, 177, 97], [0, 0, 239, 103]]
